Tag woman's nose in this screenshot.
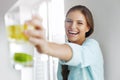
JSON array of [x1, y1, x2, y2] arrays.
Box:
[[71, 22, 76, 29]]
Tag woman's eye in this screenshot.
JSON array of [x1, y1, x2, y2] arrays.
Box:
[[66, 20, 73, 24], [77, 22, 83, 25]]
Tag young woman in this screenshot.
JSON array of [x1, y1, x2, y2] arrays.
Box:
[[24, 5, 104, 80]]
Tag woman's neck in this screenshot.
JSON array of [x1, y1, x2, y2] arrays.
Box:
[[69, 38, 86, 45]]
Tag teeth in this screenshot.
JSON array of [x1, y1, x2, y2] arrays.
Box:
[[69, 31, 78, 34]]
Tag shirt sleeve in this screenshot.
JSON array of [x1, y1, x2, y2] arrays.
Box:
[[59, 39, 103, 67]]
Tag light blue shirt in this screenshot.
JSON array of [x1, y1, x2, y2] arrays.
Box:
[[57, 38, 104, 80]]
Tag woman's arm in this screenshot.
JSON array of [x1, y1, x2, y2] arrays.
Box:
[[47, 42, 72, 61], [24, 15, 72, 61]]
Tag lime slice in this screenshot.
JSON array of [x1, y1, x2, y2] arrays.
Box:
[[14, 52, 33, 63]]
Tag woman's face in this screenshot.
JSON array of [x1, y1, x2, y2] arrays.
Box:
[[65, 10, 89, 44]]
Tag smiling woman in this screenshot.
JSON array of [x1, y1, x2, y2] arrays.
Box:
[[58, 5, 103, 80], [64, 5, 94, 45], [24, 5, 104, 80]]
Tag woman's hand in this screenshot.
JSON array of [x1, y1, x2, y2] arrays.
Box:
[[24, 15, 48, 53], [24, 15, 72, 61]]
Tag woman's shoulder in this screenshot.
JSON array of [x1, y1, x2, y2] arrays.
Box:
[[84, 38, 99, 45], [65, 38, 99, 47], [86, 38, 98, 43]]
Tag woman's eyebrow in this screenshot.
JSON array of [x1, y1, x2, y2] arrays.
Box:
[[66, 18, 84, 22], [65, 18, 72, 21], [77, 20, 84, 22]]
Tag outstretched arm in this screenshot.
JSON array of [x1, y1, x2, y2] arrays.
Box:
[[24, 15, 72, 61]]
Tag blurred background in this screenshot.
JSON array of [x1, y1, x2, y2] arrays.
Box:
[[0, 0, 120, 80]]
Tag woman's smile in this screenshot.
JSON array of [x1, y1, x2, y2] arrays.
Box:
[[68, 30, 80, 37]]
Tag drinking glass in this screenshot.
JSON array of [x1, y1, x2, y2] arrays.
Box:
[[5, 6, 34, 69]]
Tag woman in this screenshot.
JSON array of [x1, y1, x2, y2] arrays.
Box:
[[24, 5, 104, 80]]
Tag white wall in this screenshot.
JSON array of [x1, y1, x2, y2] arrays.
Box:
[[0, 18, 21, 80], [64, 0, 120, 80], [0, 0, 21, 80]]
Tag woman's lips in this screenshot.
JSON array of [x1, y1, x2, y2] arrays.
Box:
[[68, 30, 80, 36]]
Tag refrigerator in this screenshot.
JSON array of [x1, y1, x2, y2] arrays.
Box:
[[4, 0, 65, 80]]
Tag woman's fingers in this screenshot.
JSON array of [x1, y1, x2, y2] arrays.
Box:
[[25, 15, 44, 30], [24, 29, 45, 39], [25, 20, 43, 30], [28, 36, 48, 53], [32, 15, 43, 22], [24, 15, 46, 39], [29, 37, 42, 46], [24, 15, 47, 53]]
